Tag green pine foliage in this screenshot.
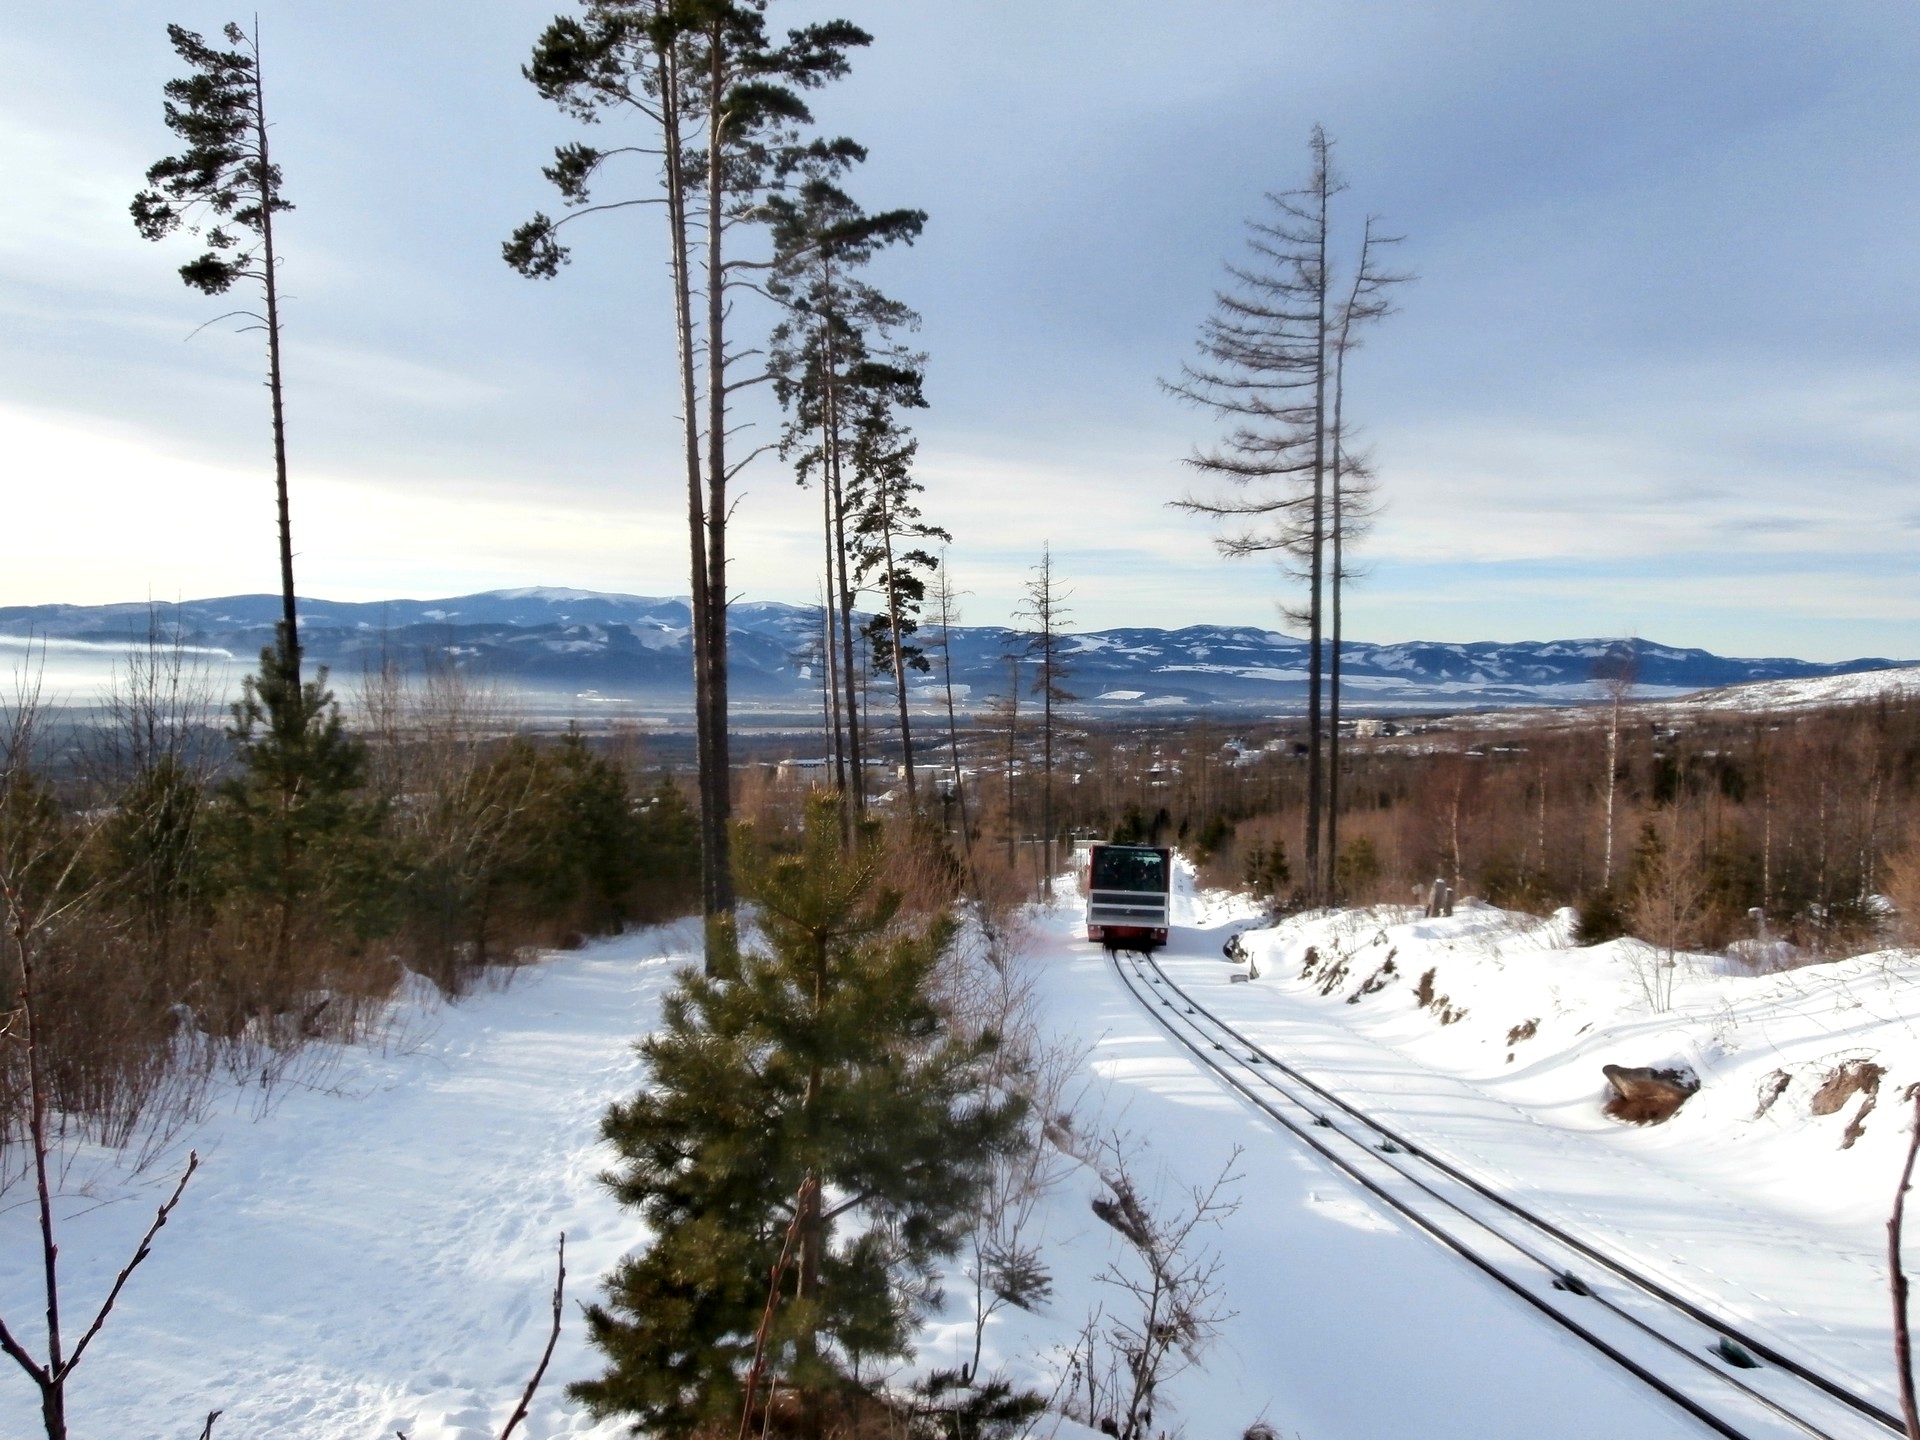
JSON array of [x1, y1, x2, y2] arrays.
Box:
[[1333, 835, 1381, 898], [573, 798, 1023, 1438], [1243, 839, 1291, 898], [213, 644, 387, 970]]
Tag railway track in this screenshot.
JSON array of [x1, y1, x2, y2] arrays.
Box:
[[1109, 943, 1905, 1440]]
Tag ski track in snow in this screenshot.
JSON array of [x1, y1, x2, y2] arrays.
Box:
[[3, 880, 1910, 1440]]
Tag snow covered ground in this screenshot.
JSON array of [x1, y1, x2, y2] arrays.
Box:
[[5, 882, 1918, 1439], [1677, 663, 1920, 713]]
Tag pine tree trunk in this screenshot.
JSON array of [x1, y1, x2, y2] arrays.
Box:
[[252, 35, 298, 685], [821, 492, 844, 796], [880, 519, 915, 803], [656, 34, 720, 966], [833, 449, 865, 819], [701, 30, 734, 925]]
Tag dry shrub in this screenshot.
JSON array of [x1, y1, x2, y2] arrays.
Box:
[[872, 813, 967, 927], [1888, 844, 1920, 948]]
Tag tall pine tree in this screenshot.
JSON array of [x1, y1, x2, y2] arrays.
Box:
[[510, 1, 875, 956], [133, 21, 302, 680], [767, 146, 927, 817]]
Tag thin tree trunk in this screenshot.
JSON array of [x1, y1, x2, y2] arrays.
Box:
[[1039, 643, 1053, 899], [1603, 696, 1619, 890], [701, 29, 733, 922], [819, 279, 865, 820], [879, 508, 916, 803], [1303, 152, 1330, 903], [19, 926, 67, 1440], [251, 26, 297, 682], [1003, 655, 1020, 872], [833, 446, 865, 818], [1327, 333, 1347, 895], [935, 568, 973, 870], [654, 30, 721, 964], [821, 472, 845, 796]]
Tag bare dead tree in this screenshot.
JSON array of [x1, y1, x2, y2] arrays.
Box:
[[1017, 547, 1076, 900], [1324, 217, 1406, 887], [1595, 642, 1639, 892], [1626, 810, 1708, 1012], [1166, 129, 1340, 900], [929, 560, 976, 874]]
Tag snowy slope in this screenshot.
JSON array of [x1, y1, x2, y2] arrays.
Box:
[[4, 893, 1917, 1438], [1675, 663, 1920, 714]]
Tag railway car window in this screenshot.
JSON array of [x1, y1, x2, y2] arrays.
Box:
[[1092, 849, 1166, 893]]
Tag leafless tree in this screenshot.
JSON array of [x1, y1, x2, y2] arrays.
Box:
[[1595, 642, 1639, 892], [1325, 217, 1407, 886], [1168, 127, 1403, 901], [928, 559, 976, 873], [1627, 811, 1708, 1012], [1076, 1140, 1241, 1440], [1017, 547, 1076, 899], [1, 669, 199, 1440]]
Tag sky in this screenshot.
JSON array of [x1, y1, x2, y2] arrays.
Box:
[[4, 1, 1920, 661]]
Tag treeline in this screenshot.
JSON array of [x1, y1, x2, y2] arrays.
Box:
[[0, 641, 698, 1158], [935, 693, 1920, 957]]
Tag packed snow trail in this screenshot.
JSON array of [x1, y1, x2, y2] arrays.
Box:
[[0, 935, 699, 1440]]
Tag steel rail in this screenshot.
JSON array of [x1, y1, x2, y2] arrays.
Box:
[[1109, 946, 1896, 1440], [1130, 946, 1903, 1435]]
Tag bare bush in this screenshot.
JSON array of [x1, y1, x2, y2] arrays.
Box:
[[1063, 1139, 1241, 1440]]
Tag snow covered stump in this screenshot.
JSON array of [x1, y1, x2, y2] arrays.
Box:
[[1601, 1064, 1700, 1125]]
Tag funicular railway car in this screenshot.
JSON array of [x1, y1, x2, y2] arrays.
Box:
[[1081, 842, 1172, 948]]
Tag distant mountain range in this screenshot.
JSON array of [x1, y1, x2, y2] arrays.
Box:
[[1, 587, 1907, 715]]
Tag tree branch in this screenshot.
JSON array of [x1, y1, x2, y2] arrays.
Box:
[[61, 1150, 199, 1377], [496, 1233, 565, 1440]]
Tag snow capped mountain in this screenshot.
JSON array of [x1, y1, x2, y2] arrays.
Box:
[[0, 589, 1905, 713]]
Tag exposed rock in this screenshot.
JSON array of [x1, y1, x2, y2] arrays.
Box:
[[1506, 1018, 1539, 1046], [1810, 1059, 1883, 1117], [1603, 1064, 1700, 1125]]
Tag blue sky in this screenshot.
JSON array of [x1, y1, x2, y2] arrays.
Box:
[[4, 1, 1919, 660]]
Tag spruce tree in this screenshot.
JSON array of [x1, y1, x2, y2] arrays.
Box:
[[572, 798, 1021, 1439], [215, 645, 382, 990]]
